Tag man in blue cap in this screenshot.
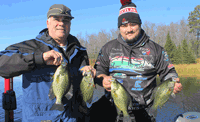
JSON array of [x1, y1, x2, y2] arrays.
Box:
[[0, 4, 96, 122]]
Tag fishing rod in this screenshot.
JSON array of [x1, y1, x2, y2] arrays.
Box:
[[2, 78, 17, 122]]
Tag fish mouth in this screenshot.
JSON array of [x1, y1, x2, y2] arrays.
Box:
[[61, 63, 67, 67], [60, 61, 67, 67]]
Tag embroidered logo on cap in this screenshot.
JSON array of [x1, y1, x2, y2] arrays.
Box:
[[122, 18, 126, 22], [122, 18, 128, 24]]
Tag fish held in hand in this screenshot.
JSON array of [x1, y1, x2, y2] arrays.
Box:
[[80, 70, 95, 104], [48, 61, 72, 111], [151, 80, 175, 111], [110, 77, 132, 120]]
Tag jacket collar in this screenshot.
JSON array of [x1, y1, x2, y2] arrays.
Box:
[[36, 28, 86, 51], [35, 28, 86, 63]]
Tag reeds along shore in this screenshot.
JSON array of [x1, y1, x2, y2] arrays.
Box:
[[174, 58, 200, 79]]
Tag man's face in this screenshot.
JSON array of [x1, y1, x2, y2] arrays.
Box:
[[47, 16, 71, 41], [119, 23, 141, 43]]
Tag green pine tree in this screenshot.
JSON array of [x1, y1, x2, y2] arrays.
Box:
[[189, 39, 199, 58], [176, 44, 183, 64], [188, 48, 197, 64], [164, 32, 177, 64], [172, 46, 180, 64], [188, 5, 200, 57], [181, 39, 196, 64], [182, 39, 190, 64]]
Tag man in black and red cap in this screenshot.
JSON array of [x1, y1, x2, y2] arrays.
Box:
[[94, 0, 183, 121], [0, 4, 96, 122]]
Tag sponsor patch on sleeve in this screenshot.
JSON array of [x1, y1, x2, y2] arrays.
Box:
[[168, 64, 174, 69], [162, 51, 169, 61], [96, 61, 100, 65]]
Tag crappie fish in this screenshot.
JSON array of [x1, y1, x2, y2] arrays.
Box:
[[80, 70, 95, 104], [110, 77, 132, 121], [48, 61, 71, 111], [151, 80, 175, 111]]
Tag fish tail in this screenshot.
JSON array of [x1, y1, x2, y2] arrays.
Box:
[[152, 101, 159, 110], [151, 105, 157, 110], [48, 83, 55, 100], [123, 110, 130, 117], [50, 102, 65, 111], [65, 84, 73, 100], [87, 92, 93, 104], [123, 115, 132, 122], [50, 74, 55, 81]]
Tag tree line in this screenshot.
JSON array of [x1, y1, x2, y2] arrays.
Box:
[[76, 5, 200, 64]]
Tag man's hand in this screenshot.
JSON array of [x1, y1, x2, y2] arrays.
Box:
[[80, 66, 96, 78], [43, 50, 63, 66], [173, 78, 183, 94], [97, 74, 112, 92]]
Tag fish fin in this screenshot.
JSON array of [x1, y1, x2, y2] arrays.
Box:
[[50, 103, 65, 111], [48, 83, 55, 100], [113, 92, 118, 98], [50, 75, 54, 81], [171, 92, 176, 98], [115, 107, 122, 116], [79, 104, 88, 114], [123, 110, 130, 117], [56, 76, 59, 83], [87, 92, 94, 104], [151, 87, 158, 100], [65, 85, 73, 100], [129, 99, 133, 109]]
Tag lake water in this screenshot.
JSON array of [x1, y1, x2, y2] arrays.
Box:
[[0, 77, 105, 122], [0, 77, 200, 122]]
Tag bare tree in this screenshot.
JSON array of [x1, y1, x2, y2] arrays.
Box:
[[86, 33, 98, 58], [76, 17, 199, 60], [96, 29, 111, 49], [168, 22, 179, 46], [142, 21, 150, 37], [149, 23, 157, 42], [76, 32, 86, 47], [154, 24, 168, 47], [110, 28, 119, 40]]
